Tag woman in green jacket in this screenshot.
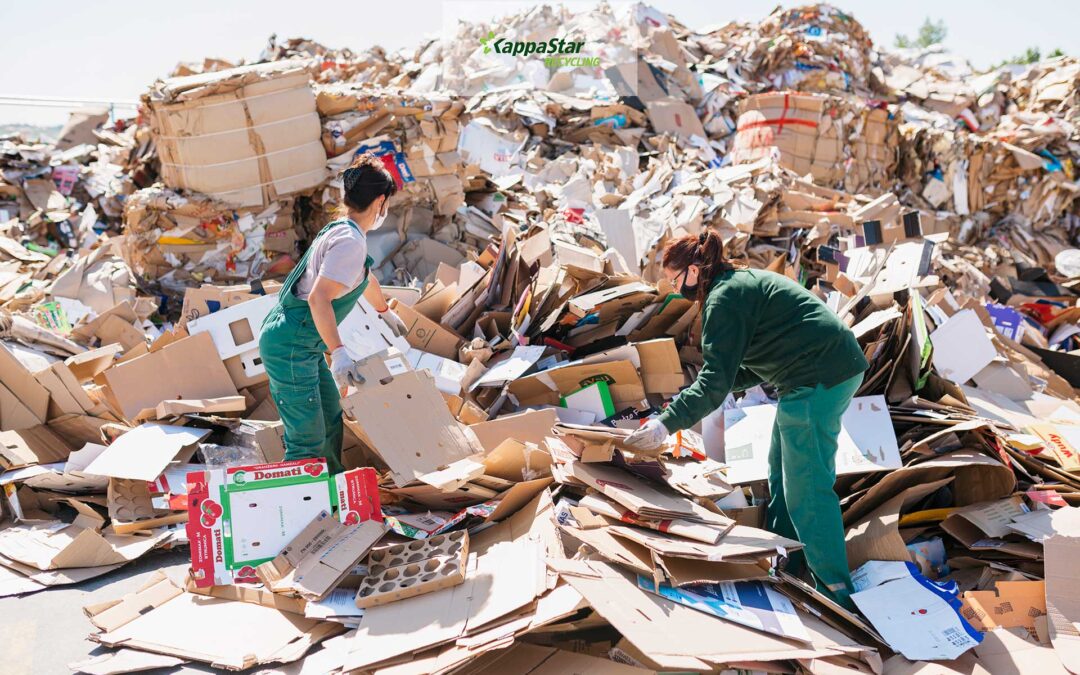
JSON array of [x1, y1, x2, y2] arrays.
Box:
[[625, 230, 868, 607], [259, 154, 407, 475]]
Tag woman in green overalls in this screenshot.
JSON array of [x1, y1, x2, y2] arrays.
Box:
[[259, 154, 407, 475], [625, 230, 869, 608]]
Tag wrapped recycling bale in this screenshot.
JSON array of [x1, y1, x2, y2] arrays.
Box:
[[750, 4, 876, 94], [144, 60, 327, 208], [732, 91, 899, 194]]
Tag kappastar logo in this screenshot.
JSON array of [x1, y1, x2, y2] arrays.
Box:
[[480, 31, 600, 67]]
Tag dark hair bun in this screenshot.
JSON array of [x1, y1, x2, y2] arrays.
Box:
[[342, 153, 397, 212]]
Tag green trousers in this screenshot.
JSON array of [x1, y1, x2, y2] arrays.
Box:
[[259, 309, 346, 475], [766, 373, 861, 608], [257, 219, 370, 476]]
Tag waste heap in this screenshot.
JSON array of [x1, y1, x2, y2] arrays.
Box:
[[1, 2, 1080, 674]]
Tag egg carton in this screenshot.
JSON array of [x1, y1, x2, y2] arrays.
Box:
[[108, 477, 155, 523], [354, 530, 468, 609]]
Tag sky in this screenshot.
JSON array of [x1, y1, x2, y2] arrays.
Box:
[[1, 0, 1077, 127]]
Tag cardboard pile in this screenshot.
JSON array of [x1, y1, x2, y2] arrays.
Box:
[[4, 1, 1080, 672]]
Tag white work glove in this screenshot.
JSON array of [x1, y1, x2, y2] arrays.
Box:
[[624, 418, 669, 452], [379, 307, 408, 338], [330, 346, 365, 391]]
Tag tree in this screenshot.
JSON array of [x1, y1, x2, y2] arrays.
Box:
[[990, 46, 1067, 69], [895, 17, 947, 49]]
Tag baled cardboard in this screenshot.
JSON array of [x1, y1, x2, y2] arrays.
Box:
[[85, 571, 341, 670], [341, 353, 483, 489], [83, 423, 210, 481], [95, 332, 239, 422], [149, 62, 327, 208], [257, 511, 386, 601], [186, 461, 381, 586]]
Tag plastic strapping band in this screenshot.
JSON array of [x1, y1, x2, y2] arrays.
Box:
[[153, 111, 316, 141], [199, 167, 329, 195], [159, 144, 323, 168], [154, 79, 311, 110]]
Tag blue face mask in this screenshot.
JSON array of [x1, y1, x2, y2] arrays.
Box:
[[675, 267, 697, 297]]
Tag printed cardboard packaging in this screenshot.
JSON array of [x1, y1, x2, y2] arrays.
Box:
[[186, 460, 381, 587]]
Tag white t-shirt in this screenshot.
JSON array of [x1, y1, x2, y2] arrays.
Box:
[[294, 221, 369, 300]]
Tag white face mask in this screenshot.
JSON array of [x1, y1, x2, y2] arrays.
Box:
[[370, 203, 388, 231]]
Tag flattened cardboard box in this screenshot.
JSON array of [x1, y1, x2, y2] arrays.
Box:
[[0, 426, 73, 470], [341, 353, 483, 489], [258, 511, 386, 601], [85, 570, 341, 671], [95, 332, 239, 422], [83, 423, 210, 482], [0, 498, 168, 570], [187, 460, 381, 586]]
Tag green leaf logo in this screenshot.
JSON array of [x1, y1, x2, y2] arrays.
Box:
[[480, 30, 495, 54]]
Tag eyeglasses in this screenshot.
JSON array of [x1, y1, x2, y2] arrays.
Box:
[[673, 268, 689, 294]]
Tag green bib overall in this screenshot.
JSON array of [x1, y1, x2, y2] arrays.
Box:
[[258, 219, 372, 475]]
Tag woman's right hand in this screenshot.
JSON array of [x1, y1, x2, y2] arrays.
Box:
[[330, 346, 365, 392]]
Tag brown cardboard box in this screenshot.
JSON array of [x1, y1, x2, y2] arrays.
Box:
[[341, 352, 483, 489], [96, 332, 239, 422], [0, 426, 73, 470], [960, 580, 1046, 634], [508, 360, 646, 412], [389, 298, 464, 360], [0, 345, 49, 429]]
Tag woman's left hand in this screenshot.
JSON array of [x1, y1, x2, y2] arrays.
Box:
[[380, 307, 408, 338], [624, 418, 669, 451]]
